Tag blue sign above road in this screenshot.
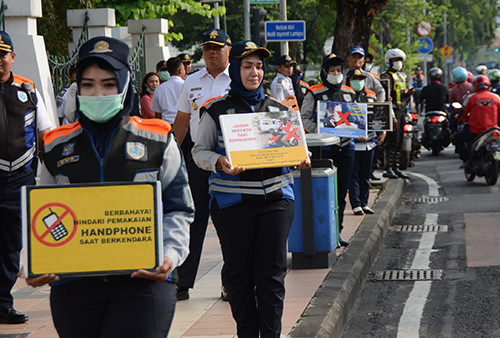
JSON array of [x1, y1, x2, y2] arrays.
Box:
[[417, 37, 434, 54], [265, 21, 306, 42]]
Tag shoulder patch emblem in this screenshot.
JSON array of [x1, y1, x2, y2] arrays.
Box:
[[268, 106, 280, 112], [322, 95, 328, 100], [226, 108, 235, 114], [126, 142, 147, 161], [343, 94, 352, 102], [17, 91, 28, 103], [62, 143, 75, 156]]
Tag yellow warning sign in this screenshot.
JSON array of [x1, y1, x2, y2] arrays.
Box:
[[22, 182, 162, 277], [440, 44, 454, 58]]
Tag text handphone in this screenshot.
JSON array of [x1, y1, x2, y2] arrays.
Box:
[[42, 208, 68, 241]]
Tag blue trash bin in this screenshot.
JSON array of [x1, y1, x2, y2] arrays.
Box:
[[288, 166, 338, 268]]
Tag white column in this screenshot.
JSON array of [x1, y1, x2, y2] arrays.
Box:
[[67, 8, 116, 53], [4, 0, 57, 126], [128, 19, 170, 73]]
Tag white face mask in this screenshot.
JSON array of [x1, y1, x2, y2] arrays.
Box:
[[365, 63, 373, 72], [392, 61, 403, 71], [327, 74, 343, 85]]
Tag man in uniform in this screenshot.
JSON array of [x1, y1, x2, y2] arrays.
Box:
[[380, 48, 414, 179], [177, 53, 193, 75], [345, 46, 385, 101], [56, 64, 77, 125], [270, 55, 296, 102], [156, 60, 170, 83], [0, 31, 52, 324], [172, 28, 232, 301], [151, 56, 186, 123]]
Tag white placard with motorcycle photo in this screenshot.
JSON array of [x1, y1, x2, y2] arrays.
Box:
[[218, 110, 309, 170], [367, 102, 393, 132]]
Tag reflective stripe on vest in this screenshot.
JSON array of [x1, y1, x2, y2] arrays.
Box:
[[209, 172, 293, 195], [390, 71, 407, 107]]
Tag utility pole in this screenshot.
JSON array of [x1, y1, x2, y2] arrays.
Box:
[[443, 12, 448, 85], [244, 0, 250, 40], [280, 0, 288, 55]]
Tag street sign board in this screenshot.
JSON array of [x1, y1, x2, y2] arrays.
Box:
[[265, 21, 306, 42], [250, 0, 279, 3], [440, 44, 454, 58], [417, 54, 434, 62], [417, 20, 432, 37], [417, 37, 433, 54]]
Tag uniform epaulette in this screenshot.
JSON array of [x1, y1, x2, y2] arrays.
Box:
[[187, 68, 200, 76], [12, 74, 35, 91], [365, 89, 376, 97], [130, 116, 171, 135], [44, 122, 82, 146], [341, 85, 355, 94], [309, 83, 327, 92]]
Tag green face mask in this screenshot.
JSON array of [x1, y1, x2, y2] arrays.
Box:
[[78, 94, 124, 123], [159, 71, 170, 81], [350, 79, 365, 92]]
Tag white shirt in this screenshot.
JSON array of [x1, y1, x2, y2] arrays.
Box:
[[35, 88, 53, 131], [150, 75, 185, 124], [56, 82, 77, 125], [270, 72, 295, 102], [175, 66, 231, 142]]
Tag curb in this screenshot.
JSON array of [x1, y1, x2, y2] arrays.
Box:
[[288, 178, 405, 338]]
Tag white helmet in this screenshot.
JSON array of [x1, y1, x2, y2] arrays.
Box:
[[385, 48, 406, 67], [476, 64, 488, 75]]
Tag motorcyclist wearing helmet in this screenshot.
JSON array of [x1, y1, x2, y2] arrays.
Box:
[[449, 67, 473, 133], [419, 67, 449, 113], [380, 48, 414, 179], [488, 68, 500, 94], [455, 75, 500, 165], [476, 64, 488, 76], [300, 53, 356, 246]]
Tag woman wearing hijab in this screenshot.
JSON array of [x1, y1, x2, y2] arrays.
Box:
[[24, 37, 194, 338], [192, 40, 309, 338], [300, 53, 356, 247]]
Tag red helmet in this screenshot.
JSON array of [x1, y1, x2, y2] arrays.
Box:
[[474, 75, 490, 91], [467, 71, 473, 83]]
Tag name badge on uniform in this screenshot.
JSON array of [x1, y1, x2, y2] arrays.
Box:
[[343, 94, 352, 102], [17, 91, 28, 103], [126, 142, 147, 161]]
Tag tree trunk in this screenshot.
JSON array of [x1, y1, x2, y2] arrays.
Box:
[[332, 0, 389, 60]]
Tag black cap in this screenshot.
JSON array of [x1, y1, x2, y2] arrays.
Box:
[[323, 53, 344, 66], [156, 60, 168, 72], [178, 53, 192, 64], [346, 68, 367, 80], [78, 36, 130, 70], [230, 40, 270, 59], [0, 31, 13, 53], [276, 55, 297, 66], [200, 29, 232, 47]]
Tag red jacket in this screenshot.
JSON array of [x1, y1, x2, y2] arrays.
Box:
[[460, 89, 500, 134]]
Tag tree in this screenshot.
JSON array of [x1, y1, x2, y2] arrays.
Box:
[[331, 0, 390, 60]]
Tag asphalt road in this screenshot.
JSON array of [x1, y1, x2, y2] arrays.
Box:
[[341, 146, 500, 337]]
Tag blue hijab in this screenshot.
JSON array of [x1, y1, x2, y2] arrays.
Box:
[[228, 51, 266, 105]]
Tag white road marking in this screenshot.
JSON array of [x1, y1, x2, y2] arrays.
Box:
[[407, 172, 440, 197], [397, 173, 440, 337]]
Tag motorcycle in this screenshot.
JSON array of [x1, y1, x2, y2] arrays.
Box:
[[420, 110, 451, 156], [400, 111, 421, 169], [464, 126, 500, 185]]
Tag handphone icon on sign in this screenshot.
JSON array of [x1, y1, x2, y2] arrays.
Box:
[[43, 209, 68, 241]]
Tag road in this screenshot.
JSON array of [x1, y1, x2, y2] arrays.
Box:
[[341, 146, 500, 337]]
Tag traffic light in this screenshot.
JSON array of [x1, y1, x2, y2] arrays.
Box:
[[251, 8, 267, 47]]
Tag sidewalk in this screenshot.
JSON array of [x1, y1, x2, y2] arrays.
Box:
[[0, 173, 401, 338]]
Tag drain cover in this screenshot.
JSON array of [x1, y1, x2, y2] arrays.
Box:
[[393, 225, 449, 232], [373, 269, 443, 281], [409, 196, 449, 204]]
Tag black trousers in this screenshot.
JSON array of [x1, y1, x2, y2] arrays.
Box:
[[50, 277, 176, 338], [349, 149, 374, 208], [211, 199, 294, 338], [0, 169, 35, 311], [177, 133, 212, 289]]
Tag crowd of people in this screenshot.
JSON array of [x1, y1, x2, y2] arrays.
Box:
[[3, 23, 498, 337]]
